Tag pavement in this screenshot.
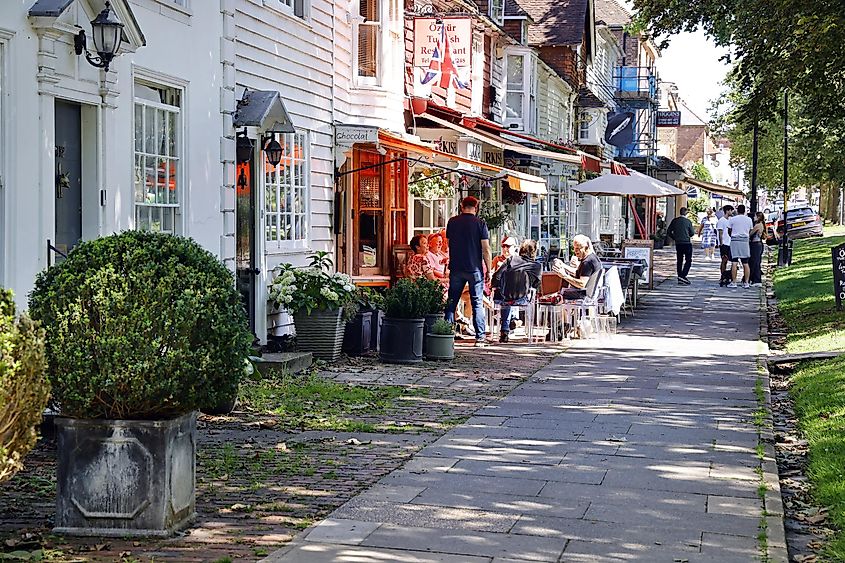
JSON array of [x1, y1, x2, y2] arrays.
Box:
[[264, 249, 786, 562]]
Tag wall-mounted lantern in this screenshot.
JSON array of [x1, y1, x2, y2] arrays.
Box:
[[263, 135, 283, 167], [236, 129, 255, 164], [73, 1, 124, 72]]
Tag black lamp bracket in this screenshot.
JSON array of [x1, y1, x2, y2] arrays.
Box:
[[73, 29, 112, 71]]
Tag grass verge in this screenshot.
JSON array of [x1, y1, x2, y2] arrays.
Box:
[[789, 356, 845, 560], [772, 232, 845, 354], [772, 229, 845, 560]]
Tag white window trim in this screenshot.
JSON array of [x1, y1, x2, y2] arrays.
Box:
[[0, 31, 11, 285], [131, 70, 188, 236], [263, 130, 311, 253], [490, 0, 505, 26], [503, 49, 534, 131], [353, 0, 383, 86], [263, 0, 311, 22]]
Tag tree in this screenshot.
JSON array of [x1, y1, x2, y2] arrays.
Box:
[[632, 0, 845, 126], [690, 161, 713, 183]]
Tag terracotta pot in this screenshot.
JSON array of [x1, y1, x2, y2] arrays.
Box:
[[410, 97, 428, 116]]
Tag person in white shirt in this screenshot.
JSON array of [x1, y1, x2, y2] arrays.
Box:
[[727, 204, 754, 288], [715, 205, 734, 287]]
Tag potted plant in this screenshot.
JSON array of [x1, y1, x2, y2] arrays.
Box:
[[417, 278, 446, 354], [28, 231, 252, 537], [269, 251, 358, 362], [425, 318, 455, 361], [342, 287, 383, 356], [0, 289, 50, 485], [379, 278, 428, 364], [652, 213, 668, 249]]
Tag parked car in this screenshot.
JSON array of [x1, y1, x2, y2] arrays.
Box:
[[767, 207, 823, 245]]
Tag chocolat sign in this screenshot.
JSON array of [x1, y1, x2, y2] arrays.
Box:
[[833, 242, 845, 310]]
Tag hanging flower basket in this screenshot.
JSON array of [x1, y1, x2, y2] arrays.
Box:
[[409, 169, 455, 200]]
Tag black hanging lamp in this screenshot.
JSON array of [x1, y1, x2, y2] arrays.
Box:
[[74, 1, 124, 72]]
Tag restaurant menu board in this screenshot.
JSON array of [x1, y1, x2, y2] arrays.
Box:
[[833, 243, 845, 310], [623, 239, 654, 289]]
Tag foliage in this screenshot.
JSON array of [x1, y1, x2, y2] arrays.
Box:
[[772, 233, 845, 354], [28, 231, 252, 420], [270, 251, 358, 320], [408, 169, 455, 200], [478, 201, 509, 231], [689, 161, 712, 183], [382, 278, 430, 319], [355, 286, 384, 311], [0, 290, 50, 484], [789, 355, 845, 561], [430, 319, 454, 335], [502, 186, 527, 206], [416, 278, 446, 315], [686, 196, 709, 225], [632, 0, 845, 127]]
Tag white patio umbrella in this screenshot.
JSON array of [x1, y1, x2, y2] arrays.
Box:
[[572, 170, 684, 197]]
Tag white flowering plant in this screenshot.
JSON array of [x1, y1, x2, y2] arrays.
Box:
[[269, 251, 358, 320]]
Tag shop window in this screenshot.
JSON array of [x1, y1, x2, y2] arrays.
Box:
[[538, 175, 566, 257], [356, 0, 380, 83], [133, 82, 182, 234], [353, 148, 407, 276], [490, 0, 504, 25], [265, 131, 309, 249], [413, 197, 453, 238]]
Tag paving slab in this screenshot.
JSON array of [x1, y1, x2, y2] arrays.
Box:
[[263, 253, 781, 562]]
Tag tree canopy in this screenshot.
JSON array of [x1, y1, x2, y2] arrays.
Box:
[[632, 0, 845, 127]]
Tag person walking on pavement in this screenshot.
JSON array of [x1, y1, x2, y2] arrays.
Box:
[[445, 196, 493, 347], [698, 208, 718, 261], [728, 204, 754, 288], [749, 212, 766, 287], [667, 207, 695, 285], [716, 205, 734, 286]]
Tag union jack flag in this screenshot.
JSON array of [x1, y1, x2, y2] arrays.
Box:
[[421, 24, 469, 90]]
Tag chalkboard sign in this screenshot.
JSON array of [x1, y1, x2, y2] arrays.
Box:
[[833, 243, 845, 311], [623, 239, 654, 289]]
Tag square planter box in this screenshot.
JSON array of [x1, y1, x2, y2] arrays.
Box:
[[54, 412, 197, 537]]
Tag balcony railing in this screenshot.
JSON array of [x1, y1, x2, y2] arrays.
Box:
[[614, 66, 658, 101]]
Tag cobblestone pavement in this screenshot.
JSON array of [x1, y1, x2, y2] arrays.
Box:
[[266, 247, 787, 562], [0, 321, 567, 561]]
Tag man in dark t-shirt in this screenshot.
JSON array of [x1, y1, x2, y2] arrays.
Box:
[[445, 196, 492, 346], [555, 234, 602, 299]]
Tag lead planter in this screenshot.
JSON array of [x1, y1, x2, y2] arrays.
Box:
[[379, 317, 424, 364], [55, 412, 197, 537], [425, 333, 455, 360], [342, 310, 373, 356], [294, 308, 345, 361]]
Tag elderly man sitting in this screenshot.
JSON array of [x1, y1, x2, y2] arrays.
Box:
[[551, 234, 603, 300]]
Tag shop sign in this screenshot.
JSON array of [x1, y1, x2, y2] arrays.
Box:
[[459, 139, 482, 161], [833, 242, 845, 310], [656, 111, 681, 127], [483, 149, 503, 167], [413, 17, 472, 89], [335, 125, 379, 146]]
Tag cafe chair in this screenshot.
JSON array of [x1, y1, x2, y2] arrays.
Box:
[[560, 268, 606, 339], [491, 288, 540, 344]]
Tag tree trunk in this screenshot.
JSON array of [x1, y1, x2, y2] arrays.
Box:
[[820, 181, 841, 224]]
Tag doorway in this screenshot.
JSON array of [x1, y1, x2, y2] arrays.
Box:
[[54, 101, 83, 260], [236, 158, 258, 336]]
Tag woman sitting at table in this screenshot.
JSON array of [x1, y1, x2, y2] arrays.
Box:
[[404, 235, 436, 280], [426, 232, 449, 283]]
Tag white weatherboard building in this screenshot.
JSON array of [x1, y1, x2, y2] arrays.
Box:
[[0, 0, 226, 313]]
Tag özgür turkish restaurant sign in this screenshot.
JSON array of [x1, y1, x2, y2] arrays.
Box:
[[413, 18, 472, 89]]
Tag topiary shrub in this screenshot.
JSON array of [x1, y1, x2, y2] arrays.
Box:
[[28, 231, 252, 420], [383, 278, 429, 319], [0, 289, 50, 484]]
